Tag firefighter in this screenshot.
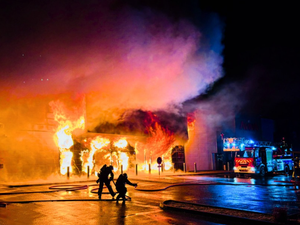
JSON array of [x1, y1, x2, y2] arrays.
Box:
[[97, 164, 116, 200], [293, 157, 300, 179], [115, 173, 137, 204]]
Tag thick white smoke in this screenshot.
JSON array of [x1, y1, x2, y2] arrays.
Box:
[[2, 1, 223, 120]]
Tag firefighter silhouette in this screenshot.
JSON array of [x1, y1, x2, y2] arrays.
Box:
[[115, 173, 137, 204], [97, 164, 116, 200]]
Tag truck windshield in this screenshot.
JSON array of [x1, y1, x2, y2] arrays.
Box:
[[235, 150, 254, 158]]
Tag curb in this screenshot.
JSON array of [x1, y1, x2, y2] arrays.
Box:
[[3, 171, 232, 187], [160, 200, 297, 225]]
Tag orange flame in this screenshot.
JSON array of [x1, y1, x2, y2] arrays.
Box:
[[113, 138, 130, 172], [114, 139, 128, 148], [119, 152, 129, 171], [81, 137, 110, 174], [60, 150, 73, 175], [50, 100, 85, 175], [139, 119, 175, 172]]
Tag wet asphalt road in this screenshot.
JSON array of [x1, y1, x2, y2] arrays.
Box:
[[0, 173, 299, 225]]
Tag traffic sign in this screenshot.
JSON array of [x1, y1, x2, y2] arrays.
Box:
[[157, 157, 162, 164]]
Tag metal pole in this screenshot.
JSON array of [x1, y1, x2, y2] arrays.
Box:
[[67, 166, 70, 179], [110, 142, 113, 166], [194, 163, 197, 173], [136, 164, 138, 176], [87, 166, 90, 178], [121, 165, 123, 174], [183, 163, 186, 173], [110, 151, 112, 165], [149, 164, 151, 174], [227, 162, 230, 171]]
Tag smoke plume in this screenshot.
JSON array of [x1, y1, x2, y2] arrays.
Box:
[[1, 0, 223, 122]]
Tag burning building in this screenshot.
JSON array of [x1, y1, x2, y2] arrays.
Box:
[[0, 96, 223, 183], [0, 1, 225, 183], [0, 97, 188, 183]]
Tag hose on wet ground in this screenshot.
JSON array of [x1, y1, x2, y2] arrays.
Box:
[[1, 182, 196, 205], [0, 183, 131, 204], [1, 181, 298, 196], [0, 182, 218, 196], [1, 181, 299, 205], [136, 181, 300, 191], [0, 184, 91, 195]]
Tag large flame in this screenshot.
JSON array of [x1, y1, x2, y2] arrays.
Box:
[[137, 112, 176, 172], [51, 100, 176, 176], [114, 139, 128, 148], [60, 150, 73, 175], [50, 100, 85, 175], [119, 152, 129, 171], [113, 138, 130, 172], [79, 136, 131, 175], [81, 137, 110, 174]]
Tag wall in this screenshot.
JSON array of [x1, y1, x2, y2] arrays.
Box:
[[185, 110, 217, 171], [0, 100, 60, 183]]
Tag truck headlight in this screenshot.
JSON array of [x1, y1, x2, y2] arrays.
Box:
[[250, 167, 255, 172]]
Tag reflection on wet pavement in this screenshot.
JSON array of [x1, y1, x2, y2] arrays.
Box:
[[1, 174, 299, 224]]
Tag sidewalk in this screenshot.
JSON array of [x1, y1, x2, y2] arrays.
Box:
[[2, 170, 299, 224], [1, 170, 232, 187], [160, 200, 300, 224]]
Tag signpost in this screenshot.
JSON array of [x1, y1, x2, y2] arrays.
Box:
[[0, 157, 3, 169], [157, 157, 162, 176]]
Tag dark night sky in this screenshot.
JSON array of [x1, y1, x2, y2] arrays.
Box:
[[198, 1, 300, 142], [1, 1, 300, 142]]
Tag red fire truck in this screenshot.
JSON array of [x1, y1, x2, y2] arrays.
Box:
[[223, 138, 293, 176]]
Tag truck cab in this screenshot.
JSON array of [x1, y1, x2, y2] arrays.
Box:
[[234, 148, 257, 175]]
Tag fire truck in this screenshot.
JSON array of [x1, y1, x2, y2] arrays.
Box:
[[223, 138, 293, 176]]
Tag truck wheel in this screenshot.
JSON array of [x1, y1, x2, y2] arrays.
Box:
[[260, 167, 266, 177]]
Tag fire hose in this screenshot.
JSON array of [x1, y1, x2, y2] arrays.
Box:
[[0, 184, 90, 195], [0, 181, 298, 206], [0, 181, 295, 197], [0, 181, 296, 197], [0, 181, 128, 205], [49, 184, 89, 191]]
